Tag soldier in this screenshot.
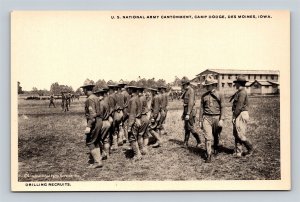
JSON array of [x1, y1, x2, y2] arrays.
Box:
[[127, 86, 145, 160], [61, 92, 68, 112], [94, 87, 112, 160], [231, 75, 253, 157], [199, 74, 225, 163], [148, 87, 163, 148], [137, 86, 150, 154], [67, 93, 72, 108], [158, 86, 168, 135], [181, 76, 201, 148], [107, 84, 121, 150], [115, 85, 126, 146], [49, 94, 56, 108], [120, 84, 131, 143], [81, 80, 103, 168]]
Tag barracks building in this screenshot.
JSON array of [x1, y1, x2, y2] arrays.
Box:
[[192, 69, 280, 95]]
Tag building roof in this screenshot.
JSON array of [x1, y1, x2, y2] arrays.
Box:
[[196, 69, 280, 76]]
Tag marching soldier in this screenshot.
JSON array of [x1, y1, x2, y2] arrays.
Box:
[[127, 86, 146, 160], [137, 86, 150, 155], [49, 94, 56, 108], [199, 74, 225, 163], [148, 87, 163, 148], [158, 86, 168, 135], [81, 80, 103, 169], [94, 87, 112, 160], [181, 76, 201, 148], [231, 75, 253, 157]]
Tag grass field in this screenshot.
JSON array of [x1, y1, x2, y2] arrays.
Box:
[[17, 96, 280, 181]]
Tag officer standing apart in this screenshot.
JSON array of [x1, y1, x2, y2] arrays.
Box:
[[199, 74, 225, 163], [231, 75, 254, 157], [181, 76, 201, 148], [81, 79, 103, 168]]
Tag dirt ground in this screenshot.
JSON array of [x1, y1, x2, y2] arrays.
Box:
[[17, 96, 280, 181]]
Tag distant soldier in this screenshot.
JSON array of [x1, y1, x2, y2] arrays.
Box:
[[67, 93, 72, 108], [81, 80, 103, 168], [158, 86, 168, 135], [94, 87, 112, 160], [61, 92, 68, 112], [49, 94, 56, 108], [231, 75, 253, 157], [148, 87, 163, 147], [181, 76, 201, 148], [199, 74, 225, 163], [127, 86, 145, 160]]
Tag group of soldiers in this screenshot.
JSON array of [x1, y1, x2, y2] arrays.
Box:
[[81, 81, 169, 168], [48, 92, 73, 112], [81, 73, 253, 168]]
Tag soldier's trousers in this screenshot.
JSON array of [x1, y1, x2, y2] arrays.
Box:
[[158, 109, 167, 130], [49, 101, 56, 108], [202, 115, 222, 155], [183, 109, 201, 144], [233, 111, 250, 155], [86, 118, 103, 149], [129, 115, 150, 142]]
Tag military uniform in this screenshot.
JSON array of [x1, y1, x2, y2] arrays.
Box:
[[138, 93, 150, 154], [200, 89, 225, 157], [158, 89, 168, 135], [182, 85, 201, 146], [121, 89, 131, 142], [232, 86, 253, 157], [148, 89, 162, 147]]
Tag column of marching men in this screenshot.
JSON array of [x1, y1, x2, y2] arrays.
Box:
[[81, 81, 169, 168], [80, 73, 254, 169]]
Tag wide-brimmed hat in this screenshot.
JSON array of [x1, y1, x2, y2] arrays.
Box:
[[233, 75, 248, 83], [202, 74, 218, 86], [80, 79, 95, 88], [158, 85, 167, 90], [93, 88, 105, 94], [181, 76, 190, 85], [118, 82, 128, 88]]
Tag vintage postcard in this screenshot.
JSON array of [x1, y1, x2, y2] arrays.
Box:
[[11, 10, 290, 191]]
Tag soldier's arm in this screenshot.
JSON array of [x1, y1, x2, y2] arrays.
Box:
[[233, 91, 246, 118], [219, 92, 226, 120], [128, 99, 136, 130], [86, 99, 97, 127], [187, 89, 194, 115], [199, 95, 204, 121]]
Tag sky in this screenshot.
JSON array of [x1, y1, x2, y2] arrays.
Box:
[[11, 11, 289, 91]]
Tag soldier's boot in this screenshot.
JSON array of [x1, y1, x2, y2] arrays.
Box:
[[151, 130, 162, 148], [138, 136, 147, 155], [213, 133, 220, 155], [243, 140, 254, 156], [87, 147, 103, 169], [192, 132, 201, 148], [130, 141, 142, 161], [183, 132, 190, 147], [102, 143, 110, 160], [110, 134, 119, 151], [205, 141, 212, 163]]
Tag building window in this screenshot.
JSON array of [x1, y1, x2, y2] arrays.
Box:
[[254, 75, 256, 79], [222, 75, 224, 79], [248, 75, 250, 79], [266, 75, 268, 79], [202, 75, 206, 80], [228, 75, 231, 79], [215, 75, 218, 79], [222, 83, 225, 87], [260, 75, 262, 79], [271, 75, 274, 80], [228, 83, 232, 87]]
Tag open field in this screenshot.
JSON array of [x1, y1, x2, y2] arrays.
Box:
[[17, 96, 280, 181]]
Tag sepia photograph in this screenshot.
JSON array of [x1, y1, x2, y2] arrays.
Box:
[[11, 10, 290, 191]]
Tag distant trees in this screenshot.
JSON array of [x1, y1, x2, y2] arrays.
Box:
[[50, 82, 74, 95], [18, 81, 23, 94]]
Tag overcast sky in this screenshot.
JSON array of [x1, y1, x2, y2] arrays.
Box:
[[12, 11, 289, 91]]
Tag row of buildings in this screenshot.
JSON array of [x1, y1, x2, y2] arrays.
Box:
[[171, 69, 280, 96]]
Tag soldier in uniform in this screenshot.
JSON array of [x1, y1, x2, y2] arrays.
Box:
[[127, 86, 146, 160], [120, 84, 131, 143], [49, 94, 56, 108], [61, 92, 68, 112], [148, 87, 163, 148], [81, 80, 103, 168], [231, 75, 253, 157], [181, 76, 201, 148], [158, 86, 168, 136], [199, 74, 225, 163], [137, 86, 150, 154], [115, 84, 126, 146], [94, 87, 112, 160]]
